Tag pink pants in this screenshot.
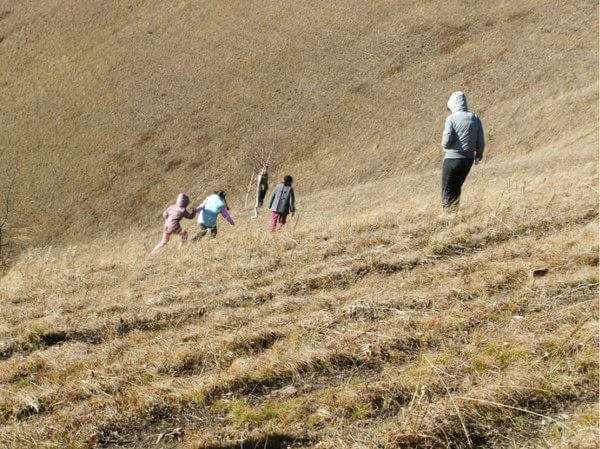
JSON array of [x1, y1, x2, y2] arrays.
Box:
[[151, 228, 188, 254], [269, 211, 288, 232]]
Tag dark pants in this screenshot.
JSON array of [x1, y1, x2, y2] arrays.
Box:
[[192, 224, 217, 241], [257, 189, 266, 207], [441, 158, 473, 210]]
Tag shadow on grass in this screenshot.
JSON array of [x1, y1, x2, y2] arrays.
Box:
[[204, 434, 313, 449]]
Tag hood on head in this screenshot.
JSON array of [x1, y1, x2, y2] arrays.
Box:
[[447, 91, 468, 113], [176, 193, 189, 208]]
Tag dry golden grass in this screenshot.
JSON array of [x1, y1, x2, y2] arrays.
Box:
[[0, 0, 598, 448], [0, 136, 597, 447]]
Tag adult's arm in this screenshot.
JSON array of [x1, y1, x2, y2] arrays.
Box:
[[441, 116, 455, 149], [475, 116, 485, 160]]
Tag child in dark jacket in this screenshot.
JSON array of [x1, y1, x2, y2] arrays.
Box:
[[267, 175, 295, 232], [151, 193, 196, 254]]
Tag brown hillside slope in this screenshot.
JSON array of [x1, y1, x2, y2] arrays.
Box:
[[0, 138, 597, 447], [0, 0, 597, 251], [0, 0, 598, 445]]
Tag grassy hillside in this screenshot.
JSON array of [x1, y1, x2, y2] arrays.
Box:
[[0, 0, 597, 249], [0, 0, 598, 448], [0, 141, 597, 448]]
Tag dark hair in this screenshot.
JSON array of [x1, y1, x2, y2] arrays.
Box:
[[215, 190, 229, 210], [283, 175, 293, 184]]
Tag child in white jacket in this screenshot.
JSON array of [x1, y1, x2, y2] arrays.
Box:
[[192, 190, 235, 240]]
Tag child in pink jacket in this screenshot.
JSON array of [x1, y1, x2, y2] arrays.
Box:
[[151, 193, 196, 254]]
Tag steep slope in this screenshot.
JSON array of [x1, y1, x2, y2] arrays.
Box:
[[0, 137, 597, 448], [0, 0, 597, 251], [0, 0, 597, 445]]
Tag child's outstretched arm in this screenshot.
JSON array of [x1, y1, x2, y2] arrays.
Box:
[[221, 209, 235, 225]]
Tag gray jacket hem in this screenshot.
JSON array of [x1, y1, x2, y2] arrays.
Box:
[[443, 150, 476, 159]]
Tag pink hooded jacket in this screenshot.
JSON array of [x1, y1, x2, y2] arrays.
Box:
[[162, 193, 196, 234]]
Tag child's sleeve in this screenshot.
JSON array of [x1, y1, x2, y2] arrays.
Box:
[[194, 199, 207, 213], [289, 189, 295, 213], [221, 208, 235, 225]]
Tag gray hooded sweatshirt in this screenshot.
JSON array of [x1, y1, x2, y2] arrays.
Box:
[[441, 91, 485, 160]]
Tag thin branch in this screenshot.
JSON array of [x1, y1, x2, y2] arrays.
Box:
[[244, 171, 256, 209], [320, 326, 402, 341], [455, 396, 570, 427], [490, 213, 519, 237]]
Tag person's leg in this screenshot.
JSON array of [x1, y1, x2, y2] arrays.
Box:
[[452, 159, 474, 209], [151, 231, 171, 254], [441, 158, 457, 209], [192, 225, 208, 242], [178, 230, 188, 248], [254, 191, 266, 219], [210, 226, 217, 238], [275, 213, 288, 231], [257, 190, 265, 207], [269, 212, 279, 232], [442, 158, 473, 210]]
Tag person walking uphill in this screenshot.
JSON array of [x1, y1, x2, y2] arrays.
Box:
[[441, 91, 485, 211], [252, 165, 269, 218], [191, 190, 235, 240], [151, 193, 196, 254], [256, 165, 269, 208], [268, 175, 295, 232]]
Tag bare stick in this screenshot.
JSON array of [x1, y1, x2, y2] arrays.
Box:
[[491, 213, 519, 237], [245, 171, 255, 209], [455, 396, 570, 427]]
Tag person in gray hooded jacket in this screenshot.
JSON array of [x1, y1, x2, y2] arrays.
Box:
[[441, 91, 485, 210]]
